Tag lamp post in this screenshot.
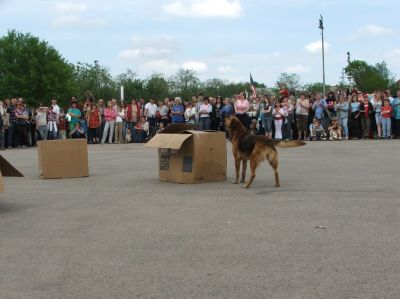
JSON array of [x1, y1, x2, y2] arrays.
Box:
[[94, 60, 99, 97], [319, 15, 326, 96], [346, 52, 353, 88]]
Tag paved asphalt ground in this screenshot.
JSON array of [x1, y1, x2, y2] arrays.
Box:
[[0, 140, 399, 299]]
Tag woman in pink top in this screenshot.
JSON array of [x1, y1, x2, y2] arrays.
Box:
[[101, 101, 117, 144], [234, 93, 250, 128]]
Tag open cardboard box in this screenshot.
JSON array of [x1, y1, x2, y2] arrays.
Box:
[[37, 139, 89, 179], [145, 124, 227, 184]]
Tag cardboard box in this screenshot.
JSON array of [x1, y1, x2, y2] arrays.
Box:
[[145, 125, 227, 184], [37, 139, 89, 179], [0, 154, 24, 192]]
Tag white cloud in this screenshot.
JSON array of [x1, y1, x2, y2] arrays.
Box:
[[144, 59, 180, 72], [54, 2, 88, 14], [182, 61, 208, 72], [348, 24, 394, 40], [163, 0, 242, 18], [386, 48, 400, 58], [52, 2, 105, 29], [119, 35, 180, 60], [305, 41, 330, 54], [218, 66, 238, 74], [52, 14, 106, 28], [284, 64, 310, 73]]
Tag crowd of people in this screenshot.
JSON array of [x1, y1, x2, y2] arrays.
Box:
[[0, 88, 399, 149]]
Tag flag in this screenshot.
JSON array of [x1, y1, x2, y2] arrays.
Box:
[[250, 73, 257, 97]]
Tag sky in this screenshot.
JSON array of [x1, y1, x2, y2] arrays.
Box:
[[0, 0, 399, 86]]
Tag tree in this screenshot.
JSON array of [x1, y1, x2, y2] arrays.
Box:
[[303, 82, 332, 95], [345, 60, 395, 93], [146, 73, 169, 100], [74, 62, 117, 100], [169, 69, 200, 100], [0, 30, 76, 105], [276, 72, 301, 92], [115, 69, 146, 100]]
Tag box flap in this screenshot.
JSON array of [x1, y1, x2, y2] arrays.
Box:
[[145, 133, 193, 150], [160, 123, 194, 134], [0, 155, 24, 177]]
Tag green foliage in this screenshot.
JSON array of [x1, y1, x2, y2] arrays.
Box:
[[74, 62, 117, 100], [146, 73, 169, 100], [169, 69, 200, 100], [115, 69, 146, 100], [276, 73, 301, 91], [0, 30, 76, 105], [303, 82, 332, 95], [345, 60, 395, 93]]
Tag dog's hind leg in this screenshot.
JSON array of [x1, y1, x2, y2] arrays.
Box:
[[240, 160, 247, 183], [267, 150, 280, 187], [243, 155, 263, 189]]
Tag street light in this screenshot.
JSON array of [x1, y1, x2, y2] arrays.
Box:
[[319, 15, 326, 96]]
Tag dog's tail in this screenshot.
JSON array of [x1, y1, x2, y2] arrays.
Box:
[[275, 140, 306, 148]]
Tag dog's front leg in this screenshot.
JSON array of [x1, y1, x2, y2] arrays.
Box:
[[240, 160, 247, 183], [232, 159, 241, 184]]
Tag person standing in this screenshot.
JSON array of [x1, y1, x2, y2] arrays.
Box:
[[282, 97, 294, 140], [14, 102, 29, 147], [0, 101, 6, 149], [381, 99, 392, 139], [88, 103, 101, 143], [349, 95, 361, 139], [393, 91, 400, 138], [171, 97, 185, 124], [6, 98, 17, 148], [114, 106, 124, 143], [101, 101, 117, 144], [335, 94, 350, 139], [51, 99, 60, 115], [234, 93, 250, 128], [125, 99, 140, 142], [273, 102, 286, 140], [184, 102, 196, 125], [47, 106, 59, 140], [67, 101, 82, 135], [295, 93, 309, 141], [372, 92, 384, 138], [261, 96, 273, 139], [36, 106, 48, 140], [144, 98, 158, 131], [360, 94, 373, 139], [198, 97, 212, 130]]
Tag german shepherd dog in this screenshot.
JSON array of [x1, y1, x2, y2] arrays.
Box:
[[225, 115, 306, 189]]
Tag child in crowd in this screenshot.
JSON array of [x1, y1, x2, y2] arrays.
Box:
[[328, 119, 342, 141], [310, 119, 327, 141], [381, 99, 392, 139], [70, 122, 85, 139], [125, 128, 132, 143]]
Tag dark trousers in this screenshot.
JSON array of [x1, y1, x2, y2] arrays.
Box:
[[16, 124, 28, 146], [7, 124, 15, 147], [236, 113, 249, 129], [349, 113, 361, 139]]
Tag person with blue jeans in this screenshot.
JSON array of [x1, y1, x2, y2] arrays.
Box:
[[335, 94, 349, 139], [381, 99, 392, 139], [312, 93, 329, 131]]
